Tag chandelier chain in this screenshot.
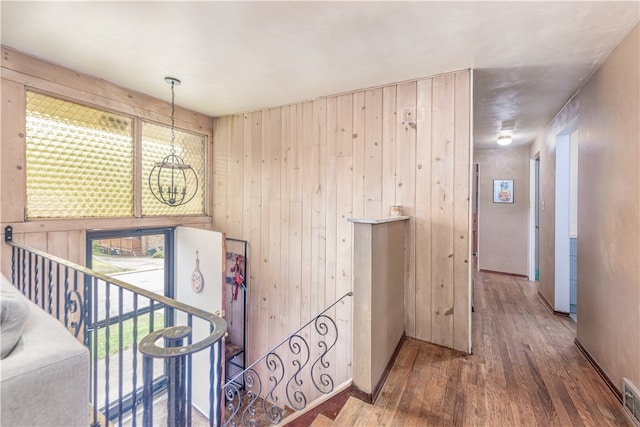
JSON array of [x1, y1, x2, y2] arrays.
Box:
[[149, 76, 198, 207], [170, 80, 176, 154]]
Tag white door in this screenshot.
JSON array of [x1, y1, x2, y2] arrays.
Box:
[[175, 226, 225, 418]]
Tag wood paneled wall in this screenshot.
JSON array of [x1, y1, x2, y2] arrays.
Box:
[[1, 46, 472, 377], [213, 70, 472, 368]]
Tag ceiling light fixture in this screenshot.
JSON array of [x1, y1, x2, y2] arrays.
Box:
[[497, 135, 512, 146], [148, 77, 199, 207]]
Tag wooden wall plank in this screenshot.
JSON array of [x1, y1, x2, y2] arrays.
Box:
[[2, 47, 212, 131], [453, 71, 471, 352], [279, 106, 291, 341], [288, 103, 303, 339], [415, 78, 434, 342], [289, 105, 303, 204], [24, 231, 47, 251], [247, 111, 263, 364], [352, 91, 366, 219], [212, 117, 229, 231], [311, 98, 327, 315], [242, 113, 251, 239], [430, 74, 456, 348], [323, 96, 340, 386], [325, 96, 339, 311], [336, 93, 354, 382], [395, 81, 417, 338], [227, 114, 244, 238], [381, 86, 397, 213], [5, 217, 212, 235], [257, 109, 271, 368], [46, 231, 69, 260], [266, 108, 283, 347], [364, 88, 383, 218], [1, 79, 26, 223], [299, 101, 314, 362]]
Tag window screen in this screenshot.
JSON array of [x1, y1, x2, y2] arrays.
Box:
[[25, 91, 206, 219], [142, 122, 205, 216], [26, 91, 134, 218]]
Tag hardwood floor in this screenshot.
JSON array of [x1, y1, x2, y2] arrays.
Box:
[[320, 271, 631, 426]]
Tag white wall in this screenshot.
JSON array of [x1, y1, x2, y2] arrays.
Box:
[[475, 145, 530, 276], [530, 23, 639, 392]]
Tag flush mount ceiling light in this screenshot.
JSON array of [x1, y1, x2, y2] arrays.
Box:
[[148, 77, 199, 207], [497, 135, 512, 146]]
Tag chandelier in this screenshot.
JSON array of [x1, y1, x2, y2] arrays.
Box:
[[148, 77, 199, 207]]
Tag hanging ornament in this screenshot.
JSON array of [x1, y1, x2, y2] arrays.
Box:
[[191, 250, 204, 293], [230, 255, 244, 301]]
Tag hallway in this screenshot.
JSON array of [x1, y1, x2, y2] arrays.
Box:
[[335, 271, 630, 426]]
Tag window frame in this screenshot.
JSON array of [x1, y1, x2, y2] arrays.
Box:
[[23, 87, 210, 221]]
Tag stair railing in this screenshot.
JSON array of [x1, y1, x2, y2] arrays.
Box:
[[222, 292, 353, 426], [3, 226, 227, 427]]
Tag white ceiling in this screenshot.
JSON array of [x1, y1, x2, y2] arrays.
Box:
[[1, 1, 638, 148]]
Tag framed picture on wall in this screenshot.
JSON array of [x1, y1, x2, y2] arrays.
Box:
[[493, 179, 514, 203]]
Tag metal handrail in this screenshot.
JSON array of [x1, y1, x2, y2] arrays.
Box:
[[4, 228, 227, 354], [225, 292, 352, 386], [223, 291, 353, 426], [4, 225, 227, 426]]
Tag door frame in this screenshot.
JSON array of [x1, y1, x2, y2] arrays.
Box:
[[85, 226, 175, 417], [528, 154, 540, 281], [86, 227, 175, 297]]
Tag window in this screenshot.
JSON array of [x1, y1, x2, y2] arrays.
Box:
[[25, 91, 206, 219], [141, 122, 205, 216], [26, 91, 134, 218]]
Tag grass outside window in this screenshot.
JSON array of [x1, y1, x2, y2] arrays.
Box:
[[94, 312, 165, 360]]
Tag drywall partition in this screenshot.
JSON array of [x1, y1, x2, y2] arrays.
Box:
[[350, 217, 407, 399], [213, 70, 472, 374], [530, 24, 639, 393], [474, 145, 529, 276], [554, 134, 571, 314]]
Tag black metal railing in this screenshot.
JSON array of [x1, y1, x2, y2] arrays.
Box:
[[4, 226, 227, 427], [222, 292, 353, 426]]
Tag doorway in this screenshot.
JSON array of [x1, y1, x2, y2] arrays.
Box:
[[86, 227, 174, 419], [86, 226, 226, 422], [473, 163, 479, 270], [554, 127, 579, 316], [569, 131, 579, 320], [529, 154, 540, 281]]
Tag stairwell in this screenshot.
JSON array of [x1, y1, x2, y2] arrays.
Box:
[[310, 396, 375, 426], [283, 386, 373, 427]]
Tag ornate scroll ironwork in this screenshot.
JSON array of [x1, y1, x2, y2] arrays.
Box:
[[311, 315, 338, 394], [65, 289, 84, 337], [222, 292, 353, 427], [4, 229, 227, 427]]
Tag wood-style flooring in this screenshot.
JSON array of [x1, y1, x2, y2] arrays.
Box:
[[308, 271, 631, 426]]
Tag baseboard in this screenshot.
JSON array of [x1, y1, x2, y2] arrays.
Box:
[[479, 269, 528, 278], [370, 333, 406, 403], [574, 338, 622, 403], [537, 291, 570, 317]]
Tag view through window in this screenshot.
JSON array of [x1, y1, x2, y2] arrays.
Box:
[[87, 228, 172, 423]]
